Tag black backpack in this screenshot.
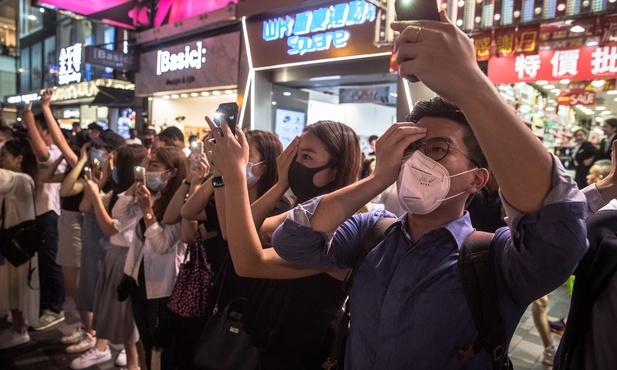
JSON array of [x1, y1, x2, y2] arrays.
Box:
[[554, 210, 617, 370], [323, 218, 511, 370]]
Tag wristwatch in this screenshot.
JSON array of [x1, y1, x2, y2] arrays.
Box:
[[144, 212, 154, 221], [212, 176, 224, 188]]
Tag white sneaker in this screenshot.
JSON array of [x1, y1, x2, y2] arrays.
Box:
[[65, 332, 96, 354], [0, 329, 30, 350], [70, 347, 112, 369], [542, 345, 556, 366], [61, 326, 84, 345], [115, 349, 127, 366], [31, 309, 65, 331]]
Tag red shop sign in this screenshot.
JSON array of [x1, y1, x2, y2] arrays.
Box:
[[557, 90, 597, 106], [487, 45, 617, 84]]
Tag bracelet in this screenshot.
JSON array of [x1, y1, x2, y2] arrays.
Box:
[[212, 176, 224, 188]]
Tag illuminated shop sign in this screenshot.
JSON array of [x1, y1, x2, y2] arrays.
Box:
[[6, 93, 40, 104], [58, 43, 83, 85], [156, 41, 207, 75], [488, 45, 617, 84], [262, 0, 377, 56]]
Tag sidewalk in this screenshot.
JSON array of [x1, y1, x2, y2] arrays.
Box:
[[0, 286, 571, 369]]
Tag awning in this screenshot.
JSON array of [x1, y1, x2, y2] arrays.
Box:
[[90, 86, 134, 107]]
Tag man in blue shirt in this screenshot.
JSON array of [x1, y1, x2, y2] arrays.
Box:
[[270, 12, 588, 369]]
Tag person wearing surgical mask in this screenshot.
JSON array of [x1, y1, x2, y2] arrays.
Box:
[[123, 146, 187, 369]]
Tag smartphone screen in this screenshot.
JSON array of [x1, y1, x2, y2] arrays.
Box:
[[134, 166, 145, 186], [214, 102, 239, 134], [190, 141, 204, 170]]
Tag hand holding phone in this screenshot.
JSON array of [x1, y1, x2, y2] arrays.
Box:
[[134, 166, 145, 186], [394, 0, 440, 82], [214, 102, 239, 135]]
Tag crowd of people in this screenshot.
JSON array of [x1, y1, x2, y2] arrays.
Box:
[[0, 11, 616, 370]]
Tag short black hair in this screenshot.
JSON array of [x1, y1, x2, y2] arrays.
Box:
[[604, 118, 617, 129], [368, 135, 378, 143], [407, 97, 488, 169], [88, 123, 105, 133], [159, 126, 184, 142], [34, 113, 48, 130]]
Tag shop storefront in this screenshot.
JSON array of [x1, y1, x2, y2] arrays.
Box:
[[135, 30, 241, 140], [239, 0, 397, 149], [478, 17, 617, 170]]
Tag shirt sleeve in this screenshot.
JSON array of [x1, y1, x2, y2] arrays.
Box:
[[144, 221, 181, 255], [111, 192, 142, 232], [272, 197, 395, 269], [494, 155, 588, 305], [581, 184, 609, 217]]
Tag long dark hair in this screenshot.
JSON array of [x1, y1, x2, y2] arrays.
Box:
[[304, 121, 362, 192], [4, 139, 39, 190], [108, 144, 148, 212], [245, 130, 283, 198], [151, 146, 188, 222]]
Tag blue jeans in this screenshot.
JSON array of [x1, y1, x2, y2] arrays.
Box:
[[37, 211, 65, 313]]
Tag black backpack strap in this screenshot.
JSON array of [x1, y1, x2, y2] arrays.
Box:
[[323, 217, 396, 370], [458, 231, 511, 370]]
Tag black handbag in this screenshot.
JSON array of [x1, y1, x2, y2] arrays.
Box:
[[0, 192, 45, 267], [193, 255, 260, 370]]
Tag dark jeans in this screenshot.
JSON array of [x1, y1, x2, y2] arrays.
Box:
[[131, 263, 175, 370], [37, 210, 65, 313]]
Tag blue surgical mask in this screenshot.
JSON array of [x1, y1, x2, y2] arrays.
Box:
[[90, 148, 105, 165], [246, 161, 264, 187], [111, 167, 119, 184], [145, 171, 168, 192]]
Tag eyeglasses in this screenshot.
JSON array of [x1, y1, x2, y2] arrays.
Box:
[[406, 138, 480, 168]]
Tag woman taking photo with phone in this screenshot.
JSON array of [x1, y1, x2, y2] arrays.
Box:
[[205, 119, 362, 369], [124, 146, 187, 370], [69, 144, 147, 370]]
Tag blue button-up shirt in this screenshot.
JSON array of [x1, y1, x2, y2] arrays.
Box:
[[272, 157, 587, 369]]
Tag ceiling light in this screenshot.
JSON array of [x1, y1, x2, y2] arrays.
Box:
[[171, 94, 179, 99], [224, 90, 233, 94], [180, 93, 188, 98], [536, 80, 549, 85], [212, 91, 221, 95], [596, 106, 606, 110], [163, 95, 170, 99], [586, 40, 599, 47], [272, 101, 277, 105], [456, 19, 463, 26], [596, 117, 603, 122], [201, 92, 210, 96], [544, 84, 555, 89], [551, 89, 561, 94], [309, 75, 341, 81], [494, 14, 501, 21], [39, 8, 45, 13], [283, 92, 291, 96], [546, 107, 555, 111], [607, 90, 617, 95], [582, 0, 590, 6], [27, 15, 37, 21], [390, 92, 398, 97], [513, 10, 520, 18], [559, 79, 570, 84], [190, 93, 198, 97], [557, 3, 566, 11], [591, 80, 606, 88], [534, 7, 542, 14], [147, 97, 153, 101], [570, 25, 585, 33], [458, 0, 464, 6], [601, 111, 612, 115]]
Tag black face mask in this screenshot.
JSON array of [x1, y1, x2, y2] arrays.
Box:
[[288, 161, 334, 202]]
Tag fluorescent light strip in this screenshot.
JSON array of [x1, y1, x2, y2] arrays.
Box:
[[242, 16, 256, 130], [403, 79, 413, 114], [253, 52, 392, 71]]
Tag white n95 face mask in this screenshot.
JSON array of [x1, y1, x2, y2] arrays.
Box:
[[397, 151, 476, 215]]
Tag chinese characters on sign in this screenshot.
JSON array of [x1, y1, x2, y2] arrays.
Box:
[[58, 44, 83, 85], [489, 46, 617, 84], [262, 0, 377, 56]]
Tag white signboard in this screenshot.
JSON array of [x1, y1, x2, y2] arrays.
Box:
[[156, 41, 207, 75], [58, 43, 83, 85]]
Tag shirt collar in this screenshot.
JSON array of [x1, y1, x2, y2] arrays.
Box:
[[397, 211, 475, 249]]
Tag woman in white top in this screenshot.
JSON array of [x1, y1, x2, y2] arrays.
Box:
[[0, 139, 40, 349], [70, 144, 148, 370], [124, 146, 188, 369]]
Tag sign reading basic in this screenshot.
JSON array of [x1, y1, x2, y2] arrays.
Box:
[[135, 32, 240, 96]]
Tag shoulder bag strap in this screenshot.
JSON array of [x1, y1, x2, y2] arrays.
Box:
[[323, 217, 396, 370], [458, 231, 510, 370]]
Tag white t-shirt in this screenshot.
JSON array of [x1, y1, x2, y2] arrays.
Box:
[[35, 144, 66, 216], [126, 137, 142, 145]]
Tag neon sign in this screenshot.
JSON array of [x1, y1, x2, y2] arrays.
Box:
[[156, 41, 207, 75], [58, 44, 83, 85], [262, 0, 377, 56]]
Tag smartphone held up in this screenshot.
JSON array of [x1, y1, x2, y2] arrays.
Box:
[[213, 102, 239, 135], [134, 166, 145, 186], [190, 141, 204, 170], [394, 0, 440, 82]]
